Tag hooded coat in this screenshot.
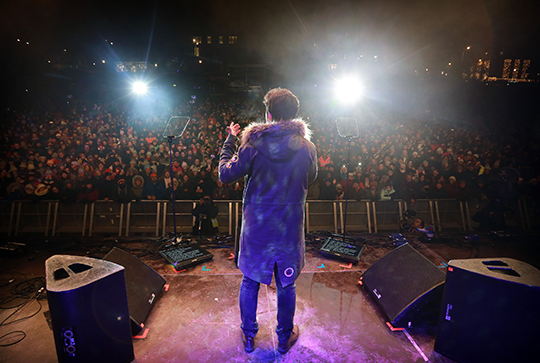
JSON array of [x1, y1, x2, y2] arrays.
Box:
[[219, 119, 317, 287]]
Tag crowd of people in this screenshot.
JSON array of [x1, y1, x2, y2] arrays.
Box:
[[1, 95, 539, 210]]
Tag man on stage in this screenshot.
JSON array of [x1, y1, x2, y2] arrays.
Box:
[[219, 88, 317, 354]]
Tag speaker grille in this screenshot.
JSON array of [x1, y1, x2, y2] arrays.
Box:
[[103, 247, 166, 334], [362, 243, 446, 327], [435, 258, 540, 363]]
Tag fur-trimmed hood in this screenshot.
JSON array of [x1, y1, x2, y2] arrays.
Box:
[[241, 118, 312, 145], [240, 118, 313, 162]]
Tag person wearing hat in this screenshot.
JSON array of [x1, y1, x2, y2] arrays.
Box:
[[77, 179, 100, 203], [365, 180, 380, 201], [113, 175, 133, 203], [98, 170, 115, 201], [130, 175, 145, 200], [142, 172, 165, 200], [6, 182, 23, 201], [34, 183, 50, 202], [446, 176, 458, 198], [24, 183, 35, 200]]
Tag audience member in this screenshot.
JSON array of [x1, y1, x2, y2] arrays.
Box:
[[1, 94, 538, 213]]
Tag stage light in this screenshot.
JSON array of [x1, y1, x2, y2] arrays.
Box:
[[335, 76, 363, 104], [132, 82, 148, 95]]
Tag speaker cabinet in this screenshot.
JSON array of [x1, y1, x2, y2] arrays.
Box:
[[435, 258, 540, 363], [103, 247, 166, 334], [361, 243, 446, 328], [46, 255, 134, 363]]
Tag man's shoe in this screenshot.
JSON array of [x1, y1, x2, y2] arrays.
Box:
[[241, 331, 255, 353], [277, 325, 299, 354]]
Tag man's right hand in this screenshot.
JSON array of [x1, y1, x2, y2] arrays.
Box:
[[227, 122, 241, 137]]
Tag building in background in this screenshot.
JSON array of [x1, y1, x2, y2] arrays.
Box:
[[488, 59, 534, 82]]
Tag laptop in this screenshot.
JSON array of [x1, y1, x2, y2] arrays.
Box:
[[159, 243, 214, 270], [319, 235, 365, 264]]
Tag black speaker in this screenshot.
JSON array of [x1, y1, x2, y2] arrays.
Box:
[[361, 243, 446, 328], [103, 247, 166, 334], [434, 258, 540, 363], [46, 255, 134, 363]]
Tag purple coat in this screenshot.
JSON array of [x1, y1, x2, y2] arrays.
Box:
[[219, 119, 317, 286]]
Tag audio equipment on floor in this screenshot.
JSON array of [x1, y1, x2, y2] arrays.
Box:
[[361, 243, 446, 328], [103, 247, 166, 334], [434, 258, 540, 363], [46, 254, 134, 363]]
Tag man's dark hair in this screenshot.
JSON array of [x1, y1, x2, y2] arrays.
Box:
[[263, 88, 299, 121]]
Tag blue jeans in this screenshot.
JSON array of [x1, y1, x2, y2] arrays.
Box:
[[239, 263, 296, 343]]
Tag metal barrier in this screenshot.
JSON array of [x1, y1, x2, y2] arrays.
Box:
[[505, 199, 528, 230], [13, 200, 55, 236], [433, 199, 467, 231], [88, 201, 125, 236], [464, 199, 489, 231], [411, 199, 437, 228], [233, 200, 242, 238], [0, 201, 16, 236], [160, 200, 241, 235], [335, 200, 372, 233], [214, 201, 239, 235], [161, 201, 197, 235], [372, 200, 404, 232], [125, 200, 163, 237], [520, 197, 535, 230], [1, 197, 533, 237], [305, 201, 338, 233], [52, 202, 89, 236]]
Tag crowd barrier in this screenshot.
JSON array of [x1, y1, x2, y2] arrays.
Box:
[[1, 197, 535, 237]]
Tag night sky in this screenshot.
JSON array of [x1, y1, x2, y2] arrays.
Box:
[[2, 0, 539, 67]]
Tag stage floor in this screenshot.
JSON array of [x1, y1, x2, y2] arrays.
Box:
[[1, 231, 538, 363]]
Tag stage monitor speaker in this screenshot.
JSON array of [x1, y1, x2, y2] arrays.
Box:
[[434, 258, 540, 363], [361, 243, 446, 328], [46, 254, 134, 363], [104, 247, 166, 334]]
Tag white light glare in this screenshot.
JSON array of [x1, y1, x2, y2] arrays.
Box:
[[335, 77, 363, 104], [132, 82, 148, 95]]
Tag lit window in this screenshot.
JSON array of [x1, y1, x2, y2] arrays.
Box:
[[229, 35, 237, 44], [207, 36, 211, 44], [194, 47, 199, 57], [219, 36, 223, 44]]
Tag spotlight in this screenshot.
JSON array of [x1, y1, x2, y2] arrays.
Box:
[[335, 76, 363, 104], [132, 82, 148, 95]]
